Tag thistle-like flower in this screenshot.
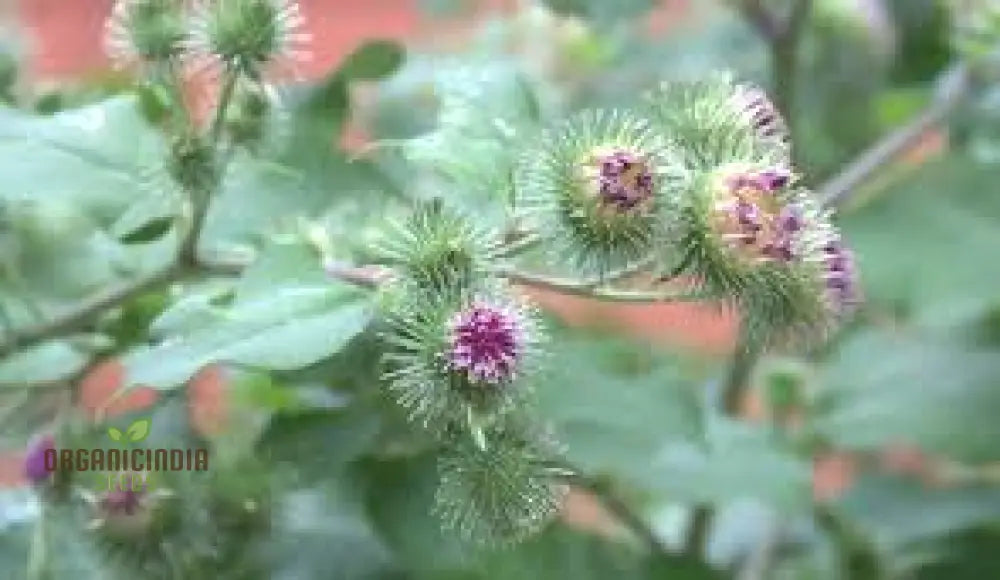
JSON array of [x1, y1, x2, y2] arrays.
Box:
[[515, 109, 682, 275], [380, 282, 544, 442], [708, 164, 800, 265], [104, 0, 187, 71], [23, 433, 54, 486], [187, 0, 311, 76], [445, 300, 524, 385]]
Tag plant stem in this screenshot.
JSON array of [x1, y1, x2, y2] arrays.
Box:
[[721, 335, 763, 416], [505, 270, 709, 302], [0, 266, 178, 358], [820, 63, 970, 208], [210, 71, 238, 144]]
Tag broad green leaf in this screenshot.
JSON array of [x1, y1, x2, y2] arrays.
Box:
[[258, 405, 380, 483], [0, 97, 166, 224], [0, 341, 88, 385], [106, 427, 122, 442], [840, 156, 1000, 329], [271, 486, 396, 579], [124, 284, 373, 389], [361, 454, 470, 575], [816, 329, 1000, 463], [645, 419, 813, 513], [473, 525, 650, 580], [536, 334, 706, 490], [837, 474, 1000, 574]]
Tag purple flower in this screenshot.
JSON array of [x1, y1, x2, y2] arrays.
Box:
[[445, 301, 524, 385], [593, 149, 655, 211], [24, 434, 54, 486]]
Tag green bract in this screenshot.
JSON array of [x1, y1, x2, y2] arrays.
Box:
[[515, 109, 684, 275], [433, 421, 568, 546], [371, 200, 503, 296]]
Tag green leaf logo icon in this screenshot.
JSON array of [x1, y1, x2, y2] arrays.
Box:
[[107, 427, 123, 442], [125, 418, 152, 443]]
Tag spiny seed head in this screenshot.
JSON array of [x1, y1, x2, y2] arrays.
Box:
[[372, 201, 502, 296], [445, 300, 525, 386], [516, 109, 681, 275], [189, 0, 310, 75], [105, 0, 187, 69], [24, 433, 54, 486], [433, 426, 567, 545], [166, 132, 219, 192]]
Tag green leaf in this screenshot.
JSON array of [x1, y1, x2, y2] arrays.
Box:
[[0, 97, 167, 224], [0, 341, 88, 385], [361, 454, 470, 576], [258, 405, 381, 483], [841, 156, 1000, 329], [816, 329, 1000, 463], [536, 334, 705, 490], [339, 40, 406, 81], [125, 417, 151, 442], [644, 418, 813, 513], [124, 284, 372, 389], [837, 474, 1000, 572], [106, 427, 123, 442], [271, 486, 396, 579], [117, 215, 173, 244]]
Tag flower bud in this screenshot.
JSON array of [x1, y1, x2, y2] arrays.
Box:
[[166, 132, 219, 193], [189, 0, 310, 74], [372, 201, 501, 295], [516, 109, 681, 274], [105, 0, 187, 70], [223, 79, 285, 151]]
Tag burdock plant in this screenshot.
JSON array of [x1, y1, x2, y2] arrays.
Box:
[[0, 0, 872, 575]]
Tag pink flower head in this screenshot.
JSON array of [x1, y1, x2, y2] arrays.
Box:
[[445, 300, 525, 385]]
